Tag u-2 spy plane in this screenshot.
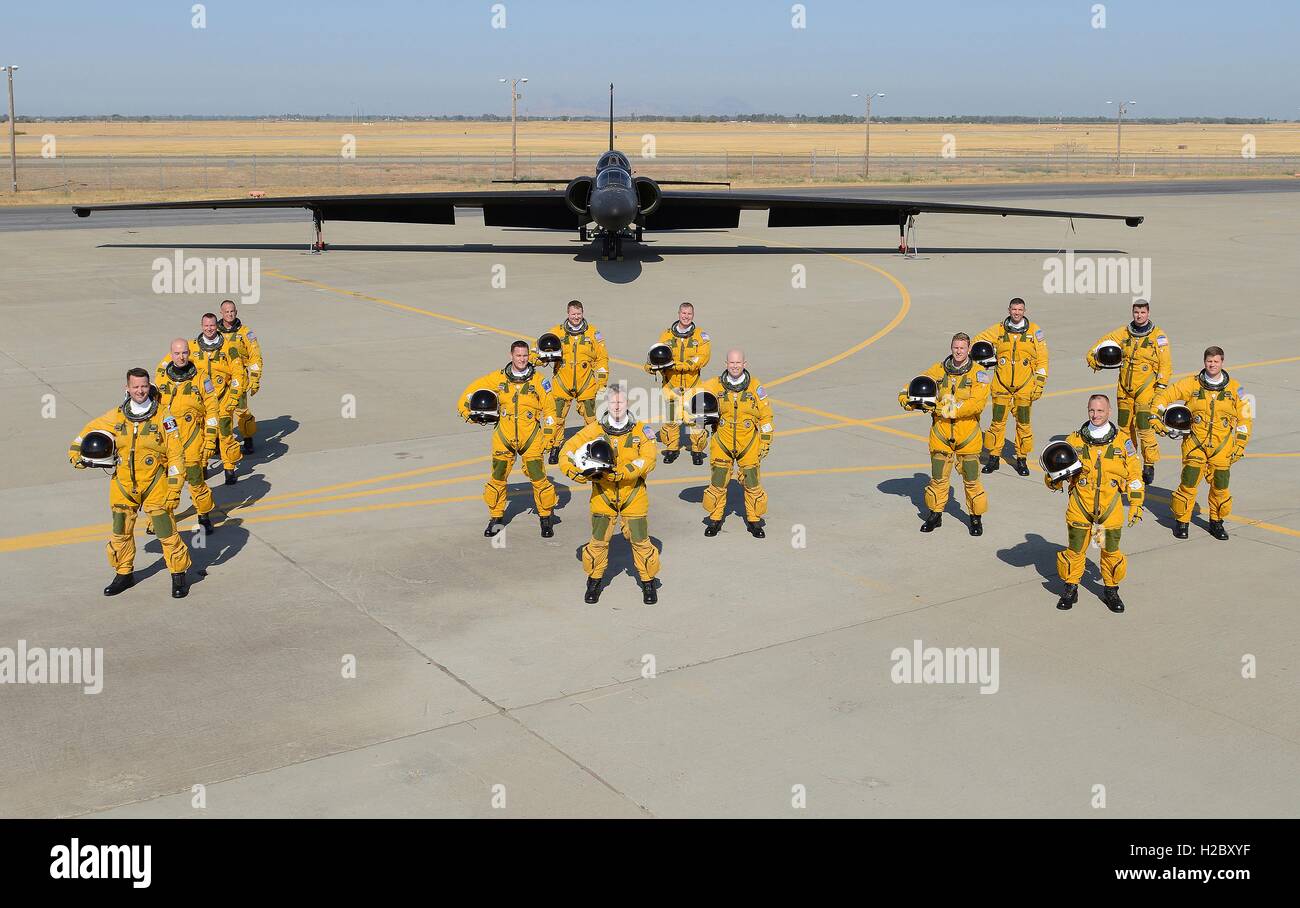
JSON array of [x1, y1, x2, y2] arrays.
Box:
[[73, 85, 1142, 259]]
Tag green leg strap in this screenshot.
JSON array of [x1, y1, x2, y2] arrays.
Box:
[[112, 510, 127, 535], [626, 516, 649, 543], [711, 466, 729, 488], [524, 458, 546, 481], [1016, 405, 1031, 424], [1103, 528, 1122, 552], [991, 403, 1006, 423], [930, 456, 947, 481], [1117, 409, 1131, 429], [491, 458, 510, 481], [1213, 469, 1231, 490], [151, 513, 176, 537], [1136, 411, 1152, 430], [185, 464, 204, 484], [1067, 525, 1088, 552], [580, 399, 595, 418], [1181, 465, 1201, 488], [591, 514, 611, 538], [960, 457, 980, 482], [742, 466, 760, 488]]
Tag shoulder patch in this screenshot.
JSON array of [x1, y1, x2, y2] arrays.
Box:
[[246, 331, 256, 340], [1124, 439, 1136, 456], [643, 424, 656, 441], [541, 378, 552, 393], [976, 370, 992, 383], [756, 385, 767, 399], [203, 379, 215, 394], [1034, 329, 1044, 341], [1156, 335, 1168, 346], [162, 417, 178, 433], [1129, 479, 1143, 491], [700, 332, 710, 342], [594, 331, 603, 341]]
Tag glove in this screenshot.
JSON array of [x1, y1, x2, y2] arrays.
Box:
[[1127, 507, 1143, 527], [1030, 376, 1046, 401], [73, 460, 87, 470], [937, 395, 960, 419], [1231, 445, 1245, 464], [1044, 475, 1062, 492], [1152, 419, 1168, 437], [1086, 355, 1099, 372], [249, 382, 260, 397], [759, 444, 771, 460]]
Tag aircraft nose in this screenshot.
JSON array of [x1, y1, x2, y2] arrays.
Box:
[[592, 190, 634, 229]]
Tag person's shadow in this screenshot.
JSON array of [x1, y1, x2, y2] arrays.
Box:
[[141, 513, 252, 588], [573, 532, 665, 596], [876, 471, 976, 529], [678, 476, 753, 528], [239, 415, 298, 468], [499, 478, 573, 529], [210, 469, 273, 512], [996, 532, 1104, 600]]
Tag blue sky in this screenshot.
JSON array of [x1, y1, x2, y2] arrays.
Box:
[[6, 0, 1297, 117]]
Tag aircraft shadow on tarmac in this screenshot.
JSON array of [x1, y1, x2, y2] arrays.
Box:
[[98, 242, 1131, 285], [996, 533, 1105, 601]]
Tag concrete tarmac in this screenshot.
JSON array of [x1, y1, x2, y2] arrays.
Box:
[[0, 185, 1297, 817]]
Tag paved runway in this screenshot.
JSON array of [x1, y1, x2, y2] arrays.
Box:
[[1, 183, 1297, 817]]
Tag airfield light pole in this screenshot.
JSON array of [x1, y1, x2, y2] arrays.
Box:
[[2, 65, 17, 193], [1106, 99, 1135, 172], [499, 76, 528, 181], [852, 91, 884, 179]]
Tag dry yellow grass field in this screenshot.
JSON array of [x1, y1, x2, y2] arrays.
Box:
[[11, 119, 1300, 157]]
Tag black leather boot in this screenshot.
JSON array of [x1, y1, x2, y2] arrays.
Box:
[[104, 573, 135, 597], [241, 437, 255, 455], [1142, 464, 1155, 485], [1056, 583, 1078, 610], [662, 449, 679, 464], [197, 513, 214, 533], [584, 578, 602, 604], [1174, 522, 1189, 539], [981, 456, 1000, 474], [1102, 586, 1125, 614], [1013, 457, 1030, 476], [968, 515, 983, 536], [704, 519, 723, 537], [691, 451, 706, 466], [1208, 520, 1229, 540], [484, 520, 503, 538], [746, 521, 765, 538], [547, 447, 559, 465], [539, 515, 554, 538], [641, 580, 658, 605], [920, 511, 942, 533], [171, 572, 190, 599], [224, 469, 238, 485]]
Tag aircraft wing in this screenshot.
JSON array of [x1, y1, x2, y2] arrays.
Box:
[[642, 190, 1144, 230], [73, 188, 1142, 232]]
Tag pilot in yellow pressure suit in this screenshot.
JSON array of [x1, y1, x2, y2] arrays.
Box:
[[155, 338, 220, 534], [69, 367, 192, 599], [646, 301, 711, 465], [218, 299, 263, 454], [1045, 394, 1144, 614], [458, 340, 559, 539], [698, 349, 774, 539], [535, 299, 609, 464], [190, 312, 246, 484], [1153, 345, 1251, 541], [974, 297, 1049, 476], [560, 384, 661, 606], [1086, 299, 1171, 485], [899, 333, 992, 536]]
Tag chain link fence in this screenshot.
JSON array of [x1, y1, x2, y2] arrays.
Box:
[[15, 152, 1299, 197]]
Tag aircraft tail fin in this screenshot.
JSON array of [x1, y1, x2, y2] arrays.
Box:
[[609, 83, 614, 151]]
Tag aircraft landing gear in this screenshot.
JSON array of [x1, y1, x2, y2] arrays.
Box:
[[579, 224, 588, 242], [312, 211, 327, 253], [598, 232, 625, 261]]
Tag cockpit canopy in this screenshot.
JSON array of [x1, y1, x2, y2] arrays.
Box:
[[597, 151, 631, 172], [596, 167, 631, 189]]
